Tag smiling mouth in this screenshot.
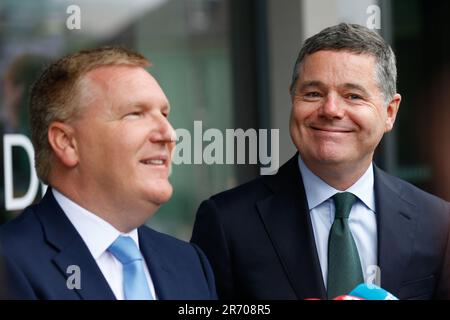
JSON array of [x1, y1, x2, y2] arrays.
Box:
[[311, 126, 353, 133], [141, 159, 164, 165]]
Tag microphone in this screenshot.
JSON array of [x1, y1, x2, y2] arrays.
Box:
[[333, 295, 364, 300], [349, 283, 398, 300], [305, 296, 363, 300], [306, 283, 397, 300]]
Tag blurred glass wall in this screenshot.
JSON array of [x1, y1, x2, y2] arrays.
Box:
[[0, 0, 234, 239]]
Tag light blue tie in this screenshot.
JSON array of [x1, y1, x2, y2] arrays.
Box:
[[108, 235, 154, 300]]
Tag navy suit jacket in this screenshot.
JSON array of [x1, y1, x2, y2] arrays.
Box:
[[0, 188, 217, 300], [191, 154, 450, 299]]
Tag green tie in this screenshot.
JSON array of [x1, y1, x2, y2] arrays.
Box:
[[327, 192, 364, 299]]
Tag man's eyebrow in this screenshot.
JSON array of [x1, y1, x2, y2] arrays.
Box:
[[122, 102, 171, 113], [297, 81, 371, 97], [341, 83, 370, 96], [298, 80, 325, 91]]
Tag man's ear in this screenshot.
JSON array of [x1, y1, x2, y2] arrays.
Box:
[[385, 93, 401, 132], [48, 122, 79, 168]]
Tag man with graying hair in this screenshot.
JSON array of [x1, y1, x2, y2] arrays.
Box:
[[192, 23, 450, 300], [0, 46, 217, 300]]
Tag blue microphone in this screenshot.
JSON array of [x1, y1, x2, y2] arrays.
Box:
[[349, 283, 398, 300]]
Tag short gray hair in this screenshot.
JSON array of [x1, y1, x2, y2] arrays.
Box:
[[290, 23, 397, 104]]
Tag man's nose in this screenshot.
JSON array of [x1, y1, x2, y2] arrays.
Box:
[[318, 94, 345, 119], [150, 115, 176, 144]]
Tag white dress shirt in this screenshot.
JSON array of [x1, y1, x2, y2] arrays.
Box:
[[52, 188, 157, 300], [297, 155, 377, 288]]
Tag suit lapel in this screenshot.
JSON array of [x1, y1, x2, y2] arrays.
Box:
[[374, 166, 418, 297], [37, 189, 116, 300], [257, 155, 326, 299], [138, 227, 173, 299], [255, 159, 418, 299], [52, 242, 116, 300]]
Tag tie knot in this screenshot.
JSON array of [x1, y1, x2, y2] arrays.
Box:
[[332, 192, 357, 219], [108, 235, 143, 265]]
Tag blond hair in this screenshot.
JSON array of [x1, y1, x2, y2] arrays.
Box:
[[29, 46, 150, 183]]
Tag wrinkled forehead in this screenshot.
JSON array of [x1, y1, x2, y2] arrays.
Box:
[[80, 65, 169, 111], [299, 50, 378, 84], [301, 49, 377, 69], [83, 64, 154, 88]]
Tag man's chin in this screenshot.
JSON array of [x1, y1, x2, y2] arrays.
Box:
[[316, 154, 347, 163], [303, 151, 353, 168], [156, 191, 173, 205], [147, 184, 173, 206]]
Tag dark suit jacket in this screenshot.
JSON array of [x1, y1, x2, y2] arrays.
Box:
[[0, 188, 217, 300], [191, 154, 450, 300]]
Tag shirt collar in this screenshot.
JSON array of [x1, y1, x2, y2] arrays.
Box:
[[52, 188, 140, 260], [297, 155, 375, 212]]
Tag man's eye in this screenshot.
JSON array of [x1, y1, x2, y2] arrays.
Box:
[[305, 92, 322, 98], [347, 94, 362, 100], [124, 112, 142, 119]]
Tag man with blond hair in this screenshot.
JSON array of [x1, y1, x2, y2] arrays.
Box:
[[0, 47, 217, 300]]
